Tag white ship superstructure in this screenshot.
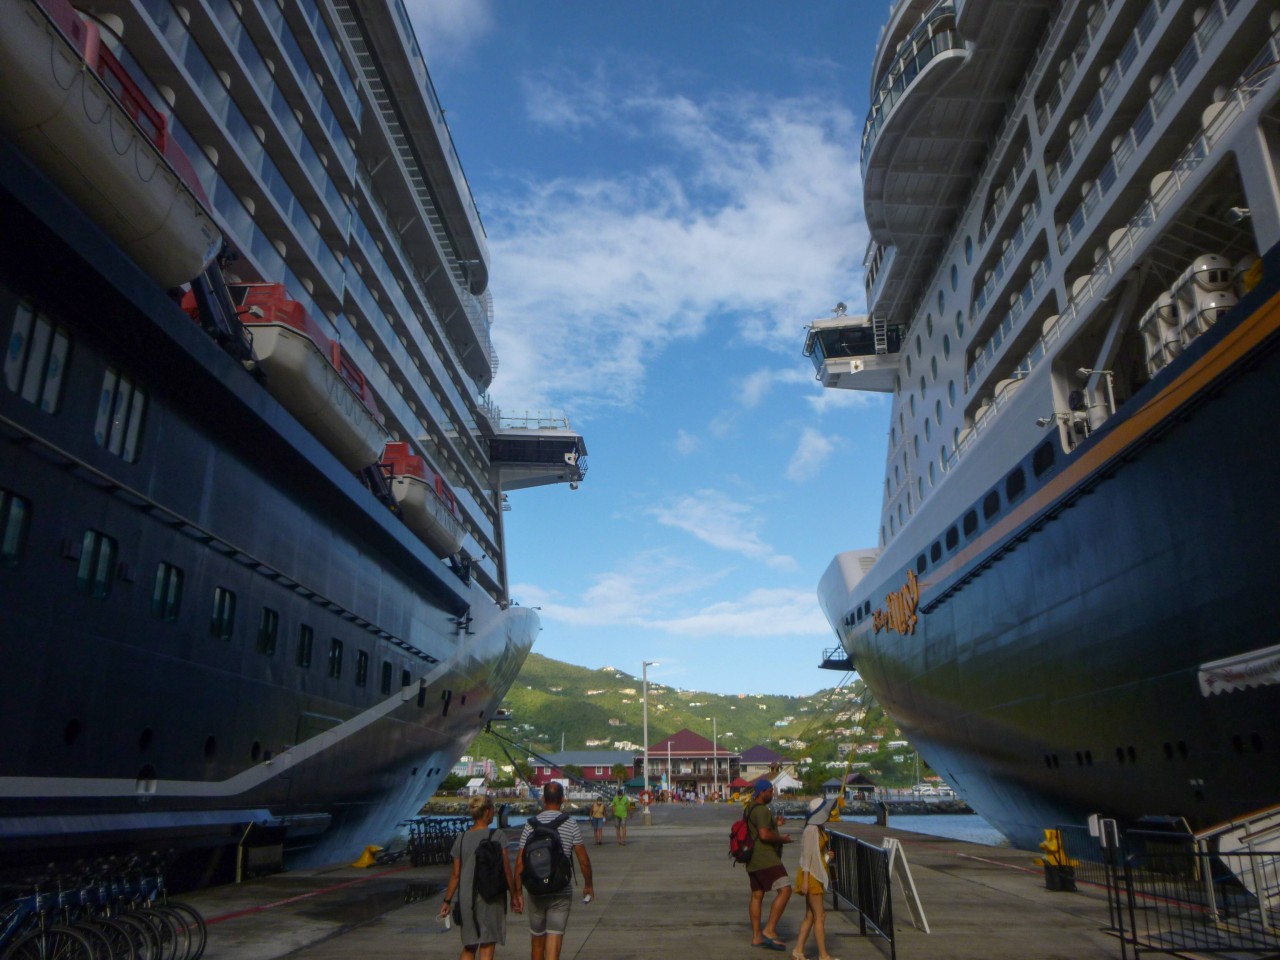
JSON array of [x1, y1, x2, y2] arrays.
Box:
[[808, 0, 1280, 848]]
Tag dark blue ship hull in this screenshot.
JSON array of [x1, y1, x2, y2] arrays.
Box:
[[0, 133, 531, 881], [838, 245, 1280, 850]]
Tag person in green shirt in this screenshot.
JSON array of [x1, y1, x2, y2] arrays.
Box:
[[611, 790, 632, 845], [746, 779, 793, 950]]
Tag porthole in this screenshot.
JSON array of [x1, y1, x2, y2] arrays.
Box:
[[962, 510, 978, 537], [945, 526, 958, 550], [919, 376, 926, 397], [937, 290, 945, 313], [956, 311, 964, 337], [982, 490, 1000, 520], [924, 418, 932, 441], [891, 426, 897, 446], [897, 504, 904, 524], [915, 335, 922, 357], [940, 445, 949, 469], [1006, 467, 1026, 502], [935, 399, 942, 423], [906, 491, 913, 513], [1033, 441, 1056, 477], [964, 236, 973, 264], [950, 265, 958, 291], [906, 355, 913, 375], [930, 541, 941, 563], [926, 314, 934, 337], [915, 554, 926, 574], [931, 357, 938, 381], [942, 334, 950, 358], [913, 435, 919, 456], [909, 395, 916, 416], [917, 476, 924, 499], [894, 464, 901, 484], [928, 462, 936, 486], [948, 381, 956, 407]]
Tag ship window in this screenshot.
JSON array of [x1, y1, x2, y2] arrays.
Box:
[[915, 555, 926, 574], [891, 426, 897, 446], [355, 650, 369, 687], [962, 510, 978, 537], [917, 476, 924, 500], [906, 355, 913, 376], [965, 236, 973, 264], [297, 624, 314, 668], [928, 462, 936, 486], [1005, 467, 1026, 502], [919, 376, 926, 397], [5, 301, 69, 413], [935, 400, 942, 423], [930, 541, 942, 563], [945, 526, 958, 550], [0, 489, 31, 566], [1033, 440, 1056, 477], [915, 335, 923, 357], [76, 529, 117, 598], [210, 586, 236, 640], [328, 637, 344, 678], [926, 314, 934, 337], [257, 607, 279, 655], [402, 668, 411, 689], [948, 380, 956, 407], [956, 311, 964, 338], [924, 418, 932, 441], [943, 335, 951, 359], [909, 395, 916, 416], [937, 291, 945, 313], [950, 265, 958, 291], [94, 367, 147, 462], [381, 660, 393, 694], [913, 435, 919, 456], [940, 444, 949, 470], [151, 561, 184, 621], [982, 490, 1001, 520]]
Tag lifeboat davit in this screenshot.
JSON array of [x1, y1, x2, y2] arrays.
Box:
[[226, 283, 390, 472], [0, 0, 222, 287], [382, 442, 465, 557]]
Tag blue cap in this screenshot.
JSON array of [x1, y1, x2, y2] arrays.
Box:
[[753, 779, 773, 797]]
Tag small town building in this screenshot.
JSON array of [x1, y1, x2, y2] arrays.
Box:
[[739, 744, 787, 782], [640, 729, 741, 797], [529, 750, 634, 788]]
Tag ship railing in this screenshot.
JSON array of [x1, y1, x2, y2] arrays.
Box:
[[1054, 0, 1242, 255], [972, 197, 1043, 319], [860, 3, 963, 172], [979, 142, 1032, 243], [1036, 0, 1117, 134], [497, 411, 576, 432], [965, 253, 1052, 392], [948, 25, 1279, 473], [1045, 0, 1164, 195]]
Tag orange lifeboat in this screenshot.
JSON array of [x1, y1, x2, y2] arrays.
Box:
[[0, 0, 222, 287], [222, 283, 389, 472], [382, 442, 465, 557]]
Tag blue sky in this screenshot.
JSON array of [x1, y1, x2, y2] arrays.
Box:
[[409, 1, 891, 696]]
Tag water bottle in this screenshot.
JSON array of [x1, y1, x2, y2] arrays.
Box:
[[440, 912, 453, 933]]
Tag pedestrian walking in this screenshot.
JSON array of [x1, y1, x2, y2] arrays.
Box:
[[588, 796, 606, 846], [439, 795, 521, 960], [791, 797, 840, 960], [515, 782, 594, 960], [611, 789, 632, 845], [745, 779, 792, 950]]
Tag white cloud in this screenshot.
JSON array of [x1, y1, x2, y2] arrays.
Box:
[[786, 427, 835, 482], [739, 367, 812, 409], [804, 387, 883, 416], [404, 0, 493, 67], [650, 489, 795, 570], [486, 79, 866, 413], [650, 588, 829, 638], [674, 428, 698, 456]]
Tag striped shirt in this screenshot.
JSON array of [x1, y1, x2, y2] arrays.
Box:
[[518, 810, 584, 864]]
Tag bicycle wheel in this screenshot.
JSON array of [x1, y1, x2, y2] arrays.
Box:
[[143, 910, 186, 960], [68, 921, 113, 960], [107, 916, 157, 960], [2, 924, 95, 960], [83, 918, 134, 960], [157, 904, 203, 960], [127, 913, 174, 960]]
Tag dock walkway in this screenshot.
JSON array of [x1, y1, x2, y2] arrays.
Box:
[[187, 805, 1119, 960]]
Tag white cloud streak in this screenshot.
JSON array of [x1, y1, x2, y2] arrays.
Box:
[[650, 489, 795, 570], [403, 0, 493, 67], [485, 79, 866, 414], [786, 427, 835, 481]]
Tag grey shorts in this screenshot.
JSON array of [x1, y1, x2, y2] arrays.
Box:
[[528, 891, 572, 937]]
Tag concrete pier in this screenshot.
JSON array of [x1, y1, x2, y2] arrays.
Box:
[[186, 804, 1119, 959]]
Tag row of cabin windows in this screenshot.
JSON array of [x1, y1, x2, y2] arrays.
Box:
[[0, 503, 403, 696], [5, 302, 147, 462], [851, 441, 1059, 625]]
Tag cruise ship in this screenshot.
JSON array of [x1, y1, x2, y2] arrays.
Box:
[[809, 0, 1280, 850], [0, 0, 585, 881]]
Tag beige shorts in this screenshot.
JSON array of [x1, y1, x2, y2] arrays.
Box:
[[528, 891, 572, 937]]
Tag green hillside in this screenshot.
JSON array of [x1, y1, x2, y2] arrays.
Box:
[[463, 653, 928, 788]]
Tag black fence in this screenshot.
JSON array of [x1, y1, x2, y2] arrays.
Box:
[[827, 831, 896, 960], [1051, 821, 1280, 960]]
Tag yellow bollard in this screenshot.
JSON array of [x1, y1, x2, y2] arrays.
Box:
[[351, 844, 382, 868]]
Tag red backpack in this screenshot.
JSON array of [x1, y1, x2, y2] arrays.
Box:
[[729, 807, 755, 865]]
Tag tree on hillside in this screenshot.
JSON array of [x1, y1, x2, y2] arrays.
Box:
[[611, 763, 628, 786]]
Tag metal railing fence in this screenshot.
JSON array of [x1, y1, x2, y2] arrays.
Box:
[[827, 831, 896, 960]]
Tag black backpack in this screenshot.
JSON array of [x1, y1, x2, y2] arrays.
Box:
[[473, 836, 508, 903], [521, 813, 574, 895]]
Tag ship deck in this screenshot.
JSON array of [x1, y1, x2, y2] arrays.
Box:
[[185, 804, 1119, 960]]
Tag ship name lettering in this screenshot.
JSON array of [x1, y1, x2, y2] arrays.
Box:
[[872, 569, 920, 636]]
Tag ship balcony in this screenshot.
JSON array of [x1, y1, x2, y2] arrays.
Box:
[[488, 414, 587, 492], [804, 316, 904, 393], [860, 4, 967, 175]]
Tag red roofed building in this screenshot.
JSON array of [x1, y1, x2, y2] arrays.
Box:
[[640, 729, 741, 798]]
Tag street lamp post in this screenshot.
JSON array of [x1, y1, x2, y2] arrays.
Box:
[[705, 716, 717, 800], [642, 660, 658, 824]]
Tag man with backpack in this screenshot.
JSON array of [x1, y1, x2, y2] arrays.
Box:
[[745, 779, 792, 950], [515, 782, 594, 960]]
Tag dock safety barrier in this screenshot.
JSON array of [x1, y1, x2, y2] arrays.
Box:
[[826, 831, 896, 960]]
